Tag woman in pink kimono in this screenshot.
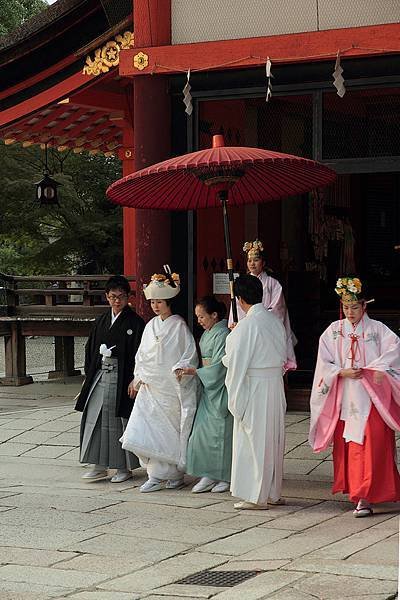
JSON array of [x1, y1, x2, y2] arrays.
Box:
[[228, 239, 296, 371], [309, 277, 400, 517]]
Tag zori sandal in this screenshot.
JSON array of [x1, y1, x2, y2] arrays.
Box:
[[353, 506, 373, 518]]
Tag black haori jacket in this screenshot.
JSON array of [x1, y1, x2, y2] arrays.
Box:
[[75, 305, 145, 419]]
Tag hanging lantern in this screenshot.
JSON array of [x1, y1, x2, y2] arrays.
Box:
[[34, 142, 61, 206], [35, 172, 60, 206]]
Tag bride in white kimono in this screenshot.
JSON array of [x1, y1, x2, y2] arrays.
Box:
[[120, 269, 198, 493]]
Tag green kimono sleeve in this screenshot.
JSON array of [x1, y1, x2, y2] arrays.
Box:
[[196, 328, 229, 412]]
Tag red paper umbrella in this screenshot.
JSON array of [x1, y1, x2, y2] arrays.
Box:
[[107, 135, 336, 321]]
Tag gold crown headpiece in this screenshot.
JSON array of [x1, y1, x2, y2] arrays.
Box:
[[149, 272, 180, 285], [243, 239, 264, 259], [335, 277, 362, 303]]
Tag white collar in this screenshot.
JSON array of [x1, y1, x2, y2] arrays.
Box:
[[246, 303, 264, 316], [111, 308, 122, 326]]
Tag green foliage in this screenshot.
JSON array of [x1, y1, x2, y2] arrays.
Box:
[[0, 142, 123, 275], [0, 1, 124, 277], [0, 0, 47, 38]]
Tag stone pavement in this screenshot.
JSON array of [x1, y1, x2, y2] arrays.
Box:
[[0, 383, 398, 600]]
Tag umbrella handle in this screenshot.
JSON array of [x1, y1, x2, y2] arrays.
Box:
[[219, 191, 238, 323]]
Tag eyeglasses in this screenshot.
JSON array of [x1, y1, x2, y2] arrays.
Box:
[[107, 293, 128, 301]]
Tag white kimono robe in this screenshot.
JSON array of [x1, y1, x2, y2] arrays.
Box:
[[228, 271, 296, 370], [121, 314, 198, 480], [223, 303, 287, 504]]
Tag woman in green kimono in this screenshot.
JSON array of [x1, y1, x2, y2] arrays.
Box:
[[183, 296, 233, 493]]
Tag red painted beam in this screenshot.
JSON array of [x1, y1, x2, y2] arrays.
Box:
[[3, 108, 115, 150], [23, 107, 85, 137], [24, 108, 65, 132], [80, 118, 119, 144], [48, 121, 121, 151], [85, 125, 122, 150], [134, 0, 171, 47], [3, 107, 86, 142], [69, 89, 126, 114], [0, 72, 90, 128], [119, 22, 400, 76], [53, 112, 106, 141], [0, 54, 79, 102]]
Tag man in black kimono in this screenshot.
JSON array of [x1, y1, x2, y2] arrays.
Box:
[[75, 275, 145, 482]]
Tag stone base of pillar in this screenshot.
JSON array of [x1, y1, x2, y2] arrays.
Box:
[[0, 375, 33, 386], [47, 369, 82, 380]]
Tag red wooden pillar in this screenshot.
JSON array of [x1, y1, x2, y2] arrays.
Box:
[[122, 129, 135, 274], [133, 0, 172, 319], [121, 115, 136, 281]]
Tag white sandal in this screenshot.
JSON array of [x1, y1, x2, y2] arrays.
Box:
[[353, 506, 373, 518]]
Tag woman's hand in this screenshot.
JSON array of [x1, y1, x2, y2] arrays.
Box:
[[175, 367, 196, 381], [339, 368, 363, 379], [181, 367, 197, 376], [373, 370, 384, 385], [128, 379, 141, 398], [175, 369, 184, 382]]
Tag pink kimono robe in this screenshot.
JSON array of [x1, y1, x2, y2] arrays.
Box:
[[309, 314, 400, 503], [228, 271, 297, 371]]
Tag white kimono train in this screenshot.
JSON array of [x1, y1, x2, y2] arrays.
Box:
[[121, 314, 198, 480], [223, 303, 287, 504], [228, 271, 297, 370]]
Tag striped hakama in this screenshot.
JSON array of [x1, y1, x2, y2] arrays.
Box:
[[80, 357, 138, 470]]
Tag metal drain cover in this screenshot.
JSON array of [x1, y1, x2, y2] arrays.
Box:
[[176, 569, 262, 587]]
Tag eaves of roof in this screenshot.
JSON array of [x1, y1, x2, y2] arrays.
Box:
[[0, 0, 87, 53]]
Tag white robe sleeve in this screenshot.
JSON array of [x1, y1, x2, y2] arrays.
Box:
[[309, 326, 342, 448], [314, 328, 342, 385], [365, 323, 400, 374], [223, 322, 255, 421], [171, 322, 199, 471], [171, 322, 198, 373]]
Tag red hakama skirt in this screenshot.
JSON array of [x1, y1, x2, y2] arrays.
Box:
[[332, 404, 400, 503]]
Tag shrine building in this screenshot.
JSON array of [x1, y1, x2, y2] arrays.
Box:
[[1, 0, 400, 395]]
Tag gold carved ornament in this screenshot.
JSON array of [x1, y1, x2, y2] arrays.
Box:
[[133, 51, 149, 71], [83, 31, 134, 76]]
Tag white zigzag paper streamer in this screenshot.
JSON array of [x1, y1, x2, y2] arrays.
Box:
[[266, 58, 272, 102], [333, 51, 346, 98], [183, 69, 193, 115]]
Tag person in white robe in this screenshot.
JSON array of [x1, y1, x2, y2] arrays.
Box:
[[228, 239, 296, 371], [223, 273, 287, 510], [120, 268, 198, 493], [309, 277, 400, 517]]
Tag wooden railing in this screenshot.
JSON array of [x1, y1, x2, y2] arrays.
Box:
[[1, 274, 136, 314], [0, 274, 136, 385]]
